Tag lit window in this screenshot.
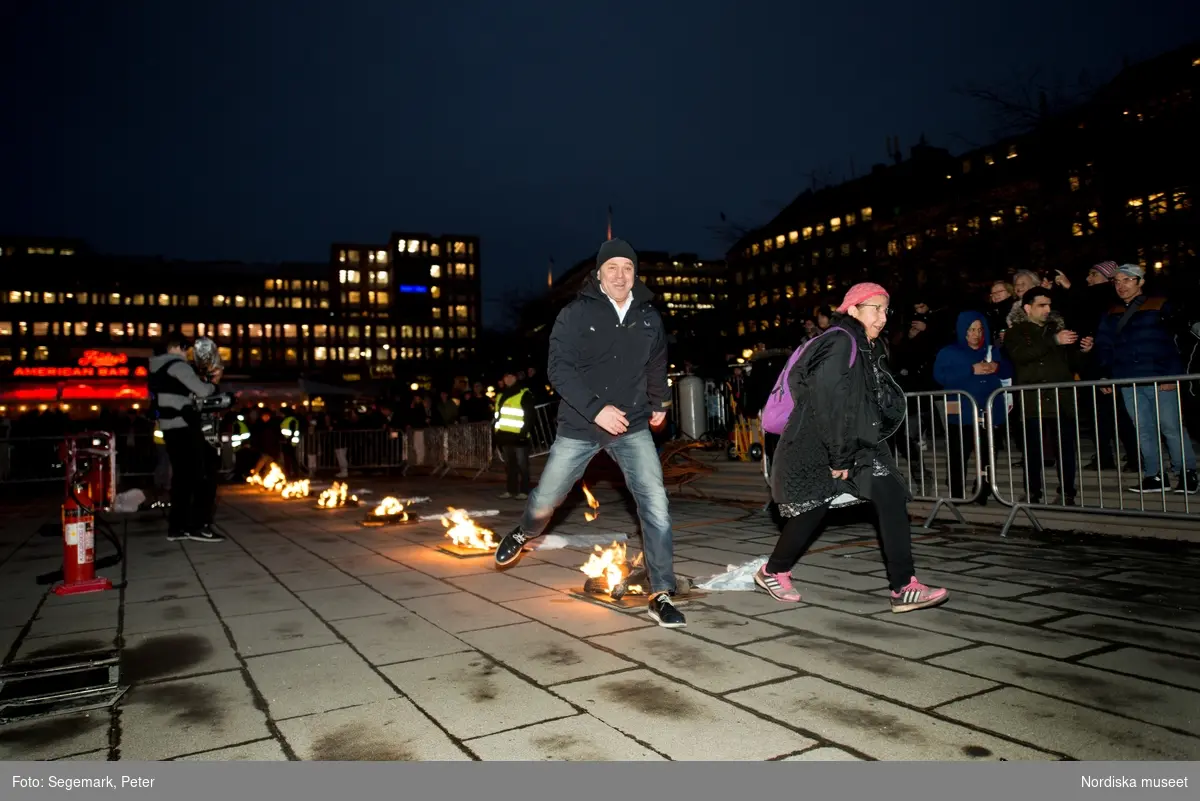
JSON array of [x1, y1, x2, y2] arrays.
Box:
[[408, 239, 421, 254], [338, 250, 346, 263], [74, 322, 87, 336], [376, 250, 388, 264], [1007, 145, 1018, 159], [453, 241, 466, 254], [219, 323, 233, 338], [830, 217, 841, 232], [860, 207, 873, 221], [775, 235, 785, 248], [347, 250, 360, 263], [815, 224, 825, 237], [315, 346, 328, 361], [432, 326, 444, 339], [788, 230, 799, 244], [110, 293, 120, 305], [431, 286, 441, 299], [375, 270, 388, 284], [348, 291, 361, 304], [455, 263, 467, 276], [291, 297, 302, 309], [1174, 190, 1191, 211], [990, 212, 1003, 227], [430, 264, 441, 278], [1088, 210, 1099, 230], [376, 291, 389, 305], [1072, 222, 1084, 237], [432, 307, 442, 319], [0, 322, 10, 336], [7, 291, 19, 303], [751, 244, 760, 256], [887, 240, 899, 256], [985, 154, 995, 165], [845, 212, 856, 226], [249, 324, 264, 338]]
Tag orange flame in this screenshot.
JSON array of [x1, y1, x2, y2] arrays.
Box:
[[579, 541, 632, 593], [371, 496, 408, 520], [260, 463, 286, 492], [281, 479, 310, 498], [582, 483, 600, 522], [441, 507, 497, 550], [317, 481, 356, 508]]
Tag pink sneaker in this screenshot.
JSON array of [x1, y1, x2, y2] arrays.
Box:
[[890, 577, 949, 613], [754, 565, 802, 602]]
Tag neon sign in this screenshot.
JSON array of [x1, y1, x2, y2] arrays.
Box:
[[11, 351, 148, 379]]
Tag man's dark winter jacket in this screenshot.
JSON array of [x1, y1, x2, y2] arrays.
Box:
[[1005, 320, 1085, 418], [547, 273, 670, 444], [1094, 295, 1183, 380]]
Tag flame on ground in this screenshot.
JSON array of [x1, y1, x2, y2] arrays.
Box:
[[371, 496, 408, 520], [441, 507, 497, 550], [317, 481, 357, 508], [246, 473, 263, 486], [579, 541, 631, 593], [582, 483, 600, 522], [261, 463, 286, 492], [281, 479, 310, 499]]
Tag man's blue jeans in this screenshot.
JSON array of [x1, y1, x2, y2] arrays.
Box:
[[1121, 384, 1197, 477], [519, 429, 676, 595]]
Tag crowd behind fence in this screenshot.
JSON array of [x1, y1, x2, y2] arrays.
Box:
[[5, 379, 1200, 536]]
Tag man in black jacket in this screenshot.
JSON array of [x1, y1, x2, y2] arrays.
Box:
[[493, 239, 685, 628]]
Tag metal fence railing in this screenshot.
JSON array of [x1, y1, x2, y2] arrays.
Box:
[[985, 373, 1200, 535]]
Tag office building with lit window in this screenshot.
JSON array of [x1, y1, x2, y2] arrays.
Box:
[[0, 231, 482, 409], [726, 41, 1198, 351]]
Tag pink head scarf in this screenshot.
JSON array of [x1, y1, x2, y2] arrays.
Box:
[[835, 282, 890, 314]]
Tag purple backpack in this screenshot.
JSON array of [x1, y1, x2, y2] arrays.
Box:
[[761, 326, 859, 435]]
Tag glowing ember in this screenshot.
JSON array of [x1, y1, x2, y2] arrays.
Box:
[[261, 463, 286, 492], [582, 483, 600, 522], [440, 507, 497, 550], [317, 481, 357, 508], [371, 496, 408, 520], [281, 479, 310, 499], [246, 473, 263, 486], [579, 541, 633, 593]]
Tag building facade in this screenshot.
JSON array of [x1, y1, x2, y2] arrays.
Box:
[[725, 41, 1198, 351], [0, 231, 482, 405]]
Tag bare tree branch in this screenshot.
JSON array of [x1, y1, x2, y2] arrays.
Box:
[[954, 65, 1104, 139]]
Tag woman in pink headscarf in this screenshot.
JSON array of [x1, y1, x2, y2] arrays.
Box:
[[755, 282, 950, 613]]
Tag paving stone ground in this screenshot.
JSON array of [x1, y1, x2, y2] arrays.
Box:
[[1, 477, 1198, 762]]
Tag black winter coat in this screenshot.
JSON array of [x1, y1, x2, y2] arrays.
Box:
[[769, 316, 908, 515], [547, 274, 670, 445]]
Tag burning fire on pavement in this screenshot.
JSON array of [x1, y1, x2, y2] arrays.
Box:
[[580, 541, 644, 599], [582, 483, 600, 522], [441, 507, 497, 551], [317, 481, 359, 508], [281, 479, 310, 499], [361, 496, 411, 526]]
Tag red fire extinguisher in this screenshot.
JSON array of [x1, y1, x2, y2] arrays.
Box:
[[54, 478, 112, 596]]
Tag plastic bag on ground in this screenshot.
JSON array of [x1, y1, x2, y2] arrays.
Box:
[[695, 556, 769, 591], [113, 489, 146, 513], [534, 533, 629, 550]]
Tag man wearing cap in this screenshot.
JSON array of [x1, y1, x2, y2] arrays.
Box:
[[1094, 264, 1197, 494], [493, 238, 685, 628]]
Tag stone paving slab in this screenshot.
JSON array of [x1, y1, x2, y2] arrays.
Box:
[[1, 477, 1199, 762]]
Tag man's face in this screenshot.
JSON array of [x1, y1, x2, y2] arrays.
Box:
[[598, 258, 635, 303], [1086, 269, 1110, 286], [966, 320, 984, 349], [1113, 273, 1142, 301], [803, 320, 816, 334], [1024, 296, 1052, 324], [913, 302, 929, 315], [503, 374, 517, 387]]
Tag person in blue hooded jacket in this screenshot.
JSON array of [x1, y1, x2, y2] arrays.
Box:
[[932, 311, 1014, 501]]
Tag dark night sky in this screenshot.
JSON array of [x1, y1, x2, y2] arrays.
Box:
[[3, 1, 1196, 327]]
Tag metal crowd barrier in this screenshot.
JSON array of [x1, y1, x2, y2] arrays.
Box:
[[496, 401, 559, 463], [886, 389, 986, 527], [441, 421, 493, 479], [297, 428, 407, 474], [985, 373, 1200, 535]]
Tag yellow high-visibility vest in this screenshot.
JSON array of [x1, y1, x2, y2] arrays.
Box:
[[280, 415, 300, 445], [231, 419, 250, 449], [494, 389, 530, 434]]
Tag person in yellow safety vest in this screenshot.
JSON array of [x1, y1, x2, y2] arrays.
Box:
[[494, 366, 535, 500], [230, 416, 251, 449], [279, 414, 301, 446]]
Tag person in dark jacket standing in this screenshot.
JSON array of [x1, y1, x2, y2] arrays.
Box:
[[1095, 264, 1198, 494], [148, 333, 225, 543], [755, 283, 948, 614], [493, 239, 684, 628], [494, 365, 535, 500], [1005, 288, 1092, 505]]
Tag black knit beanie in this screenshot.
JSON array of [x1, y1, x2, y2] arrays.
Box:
[[595, 238, 638, 274]]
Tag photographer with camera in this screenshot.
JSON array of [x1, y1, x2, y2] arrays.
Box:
[[149, 332, 226, 543]]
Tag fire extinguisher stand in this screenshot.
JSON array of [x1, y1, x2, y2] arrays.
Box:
[[53, 436, 114, 597]]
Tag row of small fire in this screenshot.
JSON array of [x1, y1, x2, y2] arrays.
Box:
[[242, 463, 653, 600]]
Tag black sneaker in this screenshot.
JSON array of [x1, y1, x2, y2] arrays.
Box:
[[1129, 475, 1165, 494], [186, 526, 225, 543], [166, 530, 189, 542], [1175, 471, 1199, 495], [494, 526, 532, 567], [647, 592, 686, 628]]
